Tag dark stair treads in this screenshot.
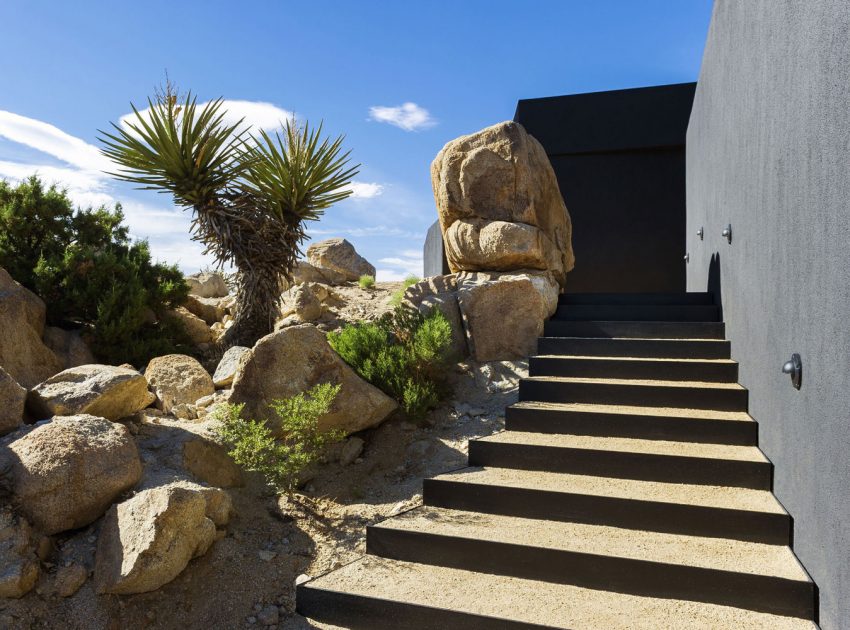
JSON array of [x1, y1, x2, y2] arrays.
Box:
[[555, 304, 721, 322], [468, 431, 772, 489], [537, 336, 732, 359], [423, 467, 789, 544], [544, 320, 726, 339], [505, 401, 758, 445], [559, 292, 715, 306], [529, 355, 738, 382]]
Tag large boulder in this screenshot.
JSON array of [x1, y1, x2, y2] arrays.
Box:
[[456, 271, 559, 361], [0, 507, 39, 598], [212, 345, 250, 388], [145, 354, 214, 413], [403, 275, 468, 358], [230, 324, 397, 435], [0, 267, 63, 388], [280, 284, 323, 323], [42, 326, 96, 370], [0, 367, 26, 436], [166, 306, 213, 345], [94, 482, 230, 595], [185, 272, 228, 298], [290, 259, 347, 286], [306, 238, 375, 283], [431, 121, 574, 288], [4, 414, 142, 535], [183, 295, 226, 325], [27, 364, 155, 421]]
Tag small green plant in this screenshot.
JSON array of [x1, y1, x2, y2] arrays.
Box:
[[212, 383, 343, 493], [389, 274, 420, 307], [358, 274, 375, 290], [328, 305, 453, 419]]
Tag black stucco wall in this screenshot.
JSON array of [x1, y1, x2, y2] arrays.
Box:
[[515, 83, 695, 293]]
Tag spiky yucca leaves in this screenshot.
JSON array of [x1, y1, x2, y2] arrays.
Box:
[[99, 91, 358, 348]]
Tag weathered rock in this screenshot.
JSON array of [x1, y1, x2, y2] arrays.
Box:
[[0, 267, 63, 388], [230, 325, 397, 435], [5, 414, 142, 535], [145, 354, 214, 413], [0, 507, 39, 598], [456, 272, 558, 361], [306, 238, 375, 283], [0, 367, 26, 436], [55, 563, 88, 597], [183, 434, 243, 488], [431, 121, 574, 288], [290, 260, 341, 285], [167, 306, 214, 345], [42, 326, 96, 370], [212, 346, 250, 388], [27, 364, 155, 421], [185, 272, 228, 298], [339, 436, 365, 466], [183, 295, 226, 325], [403, 275, 467, 358], [280, 284, 323, 322], [94, 482, 229, 594]]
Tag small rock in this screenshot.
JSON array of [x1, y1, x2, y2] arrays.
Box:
[[467, 407, 486, 417], [55, 563, 88, 597], [338, 437, 365, 466], [295, 574, 311, 586], [145, 354, 214, 413], [388, 502, 407, 517], [257, 605, 279, 626], [257, 550, 277, 562], [247, 616, 257, 625], [212, 346, 250, 389]]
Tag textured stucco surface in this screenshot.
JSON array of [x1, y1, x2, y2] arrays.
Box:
[[686, 2, 850, 627]]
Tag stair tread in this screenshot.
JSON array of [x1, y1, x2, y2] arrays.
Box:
[[543, 335, 726, 341], [477, 431, 768, 462], [534, 354, 736, 364], [374, 507, 808, 581], [431, 467, 785, 514], [510, 401, 753, 422], [524, 375, 745, 389], [302, 556, 815, 629]]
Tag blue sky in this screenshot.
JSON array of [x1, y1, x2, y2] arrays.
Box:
[[0, 0, 713, 280]]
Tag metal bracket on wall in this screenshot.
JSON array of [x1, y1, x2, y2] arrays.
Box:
[[721, 224, 732, 244], [781, 353, 803, 390], [683, 252, 689, 263]]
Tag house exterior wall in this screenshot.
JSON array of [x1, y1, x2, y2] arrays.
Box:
[[686, 2, 850, 626]]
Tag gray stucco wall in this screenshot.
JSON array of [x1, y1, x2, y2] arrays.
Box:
[[686, 2, 850, 627]]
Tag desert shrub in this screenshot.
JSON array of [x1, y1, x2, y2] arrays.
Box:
[[358, 274, 375, 290], [328, 305, 453, 419], [389, 274, 420, 307], [0, 176, 190, 365], [212, 383, 344, 493]]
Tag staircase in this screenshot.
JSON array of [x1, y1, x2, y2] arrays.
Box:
[[297, 292, 818, 629]]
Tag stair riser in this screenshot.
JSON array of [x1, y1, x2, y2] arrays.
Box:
[[560, 292, 714, 306], [519, 380, 749, 411], [366, 530, 815, 620], [297, 586, 551, 630], [544, 320, 726, 339], [468, 441, 772, 489], [505, 406, 758, 445], [538, 337, 732, 359], [423, 479, 790, 544], [555, 305, 720, 322], [529, 356, 738, 382]]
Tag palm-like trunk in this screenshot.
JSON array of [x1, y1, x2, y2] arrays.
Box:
[[223, 265, 283, 347]]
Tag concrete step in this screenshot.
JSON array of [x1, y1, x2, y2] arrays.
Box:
[[423, 467, 789, 544], [538, 336, 732, 359], [544, 319, 726, 339], [519, 376, 749, 411], [366, 507, 814, 619], [559, 292, 715, 306], [506, 401, 758, 445], [298, 556, 816, 630], [468, 431, 772, 489], [555, 304, 721, 322], [529, 355, 739, 382]]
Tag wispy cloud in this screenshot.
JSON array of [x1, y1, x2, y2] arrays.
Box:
[[309, 225, 422, 239], [368, 102, 435, 131], [119, 99, 294, 133], [348, 181, 384, 199], [376, 250, 423, 281]]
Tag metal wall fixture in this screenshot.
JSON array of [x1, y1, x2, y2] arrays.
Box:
[[781, 353, 803, 390], [683, 252, 690, 263], [696, 227, 704, 240], [721, 224, 732, 244]]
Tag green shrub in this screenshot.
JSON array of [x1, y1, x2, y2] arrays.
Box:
[[389, 274, 420, 307], [212, 383, 344, 493], [0, 176, 190, 366], [328, 305, 453, 419], [358, 274, 375, 290]]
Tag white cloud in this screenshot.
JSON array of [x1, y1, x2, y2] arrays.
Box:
[[347, 181, 384, 199], [309, 225, 422, 239], [378, 252, 423, 279], [368, 102, 435, 131], [120, 100, 294, 134]]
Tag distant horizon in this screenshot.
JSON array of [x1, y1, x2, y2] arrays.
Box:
[[0, 0, 713, 279]]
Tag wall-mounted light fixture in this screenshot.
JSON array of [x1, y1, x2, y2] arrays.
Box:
[[696, 227, 704, 240], [684, 252, 690, 263], [721, 224, 732, 244], [781, 353, 802, 390]]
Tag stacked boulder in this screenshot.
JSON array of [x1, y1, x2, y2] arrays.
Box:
[[414, 121, 574, 361], [172, 271, 236, 344]]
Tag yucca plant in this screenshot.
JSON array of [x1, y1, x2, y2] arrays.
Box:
[[98, 84, 358, 348]]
